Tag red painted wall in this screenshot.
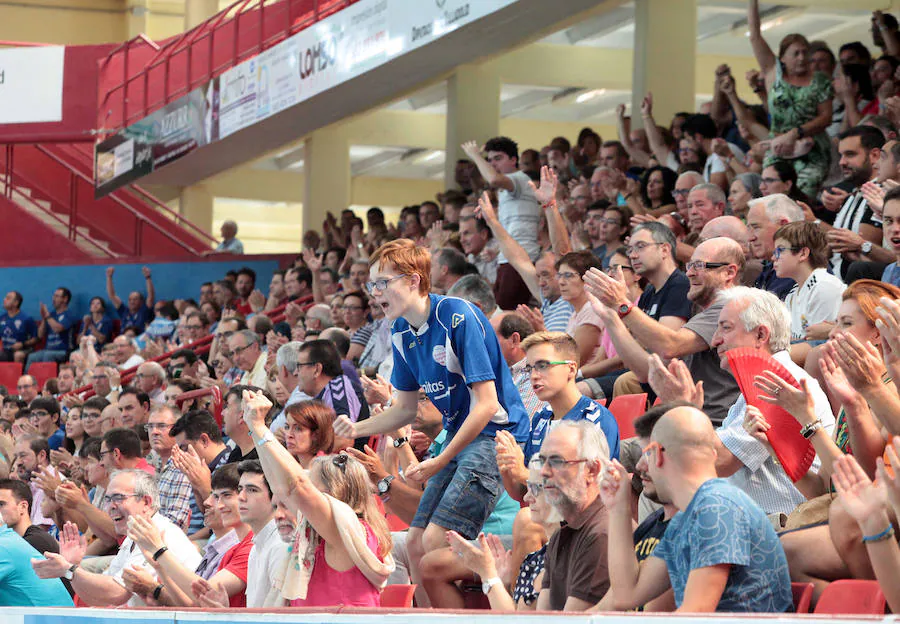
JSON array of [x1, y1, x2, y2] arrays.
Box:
[[0, 195, 91, 263]]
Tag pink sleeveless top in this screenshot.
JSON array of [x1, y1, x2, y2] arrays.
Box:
[[290, 520, 382, 608]]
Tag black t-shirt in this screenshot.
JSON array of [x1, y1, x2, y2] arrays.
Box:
[[633, 508, 669, 562], [226, 446, 258, 464], [24, 524, 59, 555], [637, 270, 692, 321]]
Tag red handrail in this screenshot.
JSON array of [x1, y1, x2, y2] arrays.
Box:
[[99, 0, 360, 133]]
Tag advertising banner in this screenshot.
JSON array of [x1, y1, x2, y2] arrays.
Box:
[[0, 46, 65, 124]]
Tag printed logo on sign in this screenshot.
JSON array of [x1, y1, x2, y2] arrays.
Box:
[[433, 345, 446, 366], [451, 313, 464, 328]]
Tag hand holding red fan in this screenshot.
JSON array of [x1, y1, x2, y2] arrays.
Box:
[[725, 347, 816, 482]]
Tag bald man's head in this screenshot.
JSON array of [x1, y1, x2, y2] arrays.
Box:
[[686, 237, 745, 307], [653, 406, 718, 463], [700, 216, 751, 256]]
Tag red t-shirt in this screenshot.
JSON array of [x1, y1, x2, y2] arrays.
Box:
[[135, 457, 156, 476], [216, 530, 254, 607]]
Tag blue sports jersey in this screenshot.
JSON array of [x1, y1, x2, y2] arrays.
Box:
[[390, 294, 530, 442], [117, 303, 152, 334], [0, 312, 36, 350], [524, 395, 620, 463], [44, 309, 78, 352], [81, 316, 114, 346]]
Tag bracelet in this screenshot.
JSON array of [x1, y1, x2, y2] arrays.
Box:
[[152, 546, 168, 561], [862, 525, 895, 543], [253, 429, 276, 448], [152, 584, 164, 601], [799, 419, 823, 439]]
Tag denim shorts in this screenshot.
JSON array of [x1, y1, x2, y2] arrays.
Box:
[[410, 433, 501, 539]]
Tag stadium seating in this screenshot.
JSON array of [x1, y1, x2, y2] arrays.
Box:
[[381, 584, 417, 608], [0, 362, 22, 393], [814, 579, 886, 614], [607, 393, 648, 440], [791, 582, 814, 614], [28, 361, 58, 390]]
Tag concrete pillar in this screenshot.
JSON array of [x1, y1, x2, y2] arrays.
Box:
[[126, 0, 151, 38], [179, 184, 215, 240], [184, 0, 220, 30], [632, 0, 697, 127], [444, 63, 501, 189], [304, 127, 350, 235]]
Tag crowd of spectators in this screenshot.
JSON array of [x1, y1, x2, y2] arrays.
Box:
[[5, 1, 900, 614]]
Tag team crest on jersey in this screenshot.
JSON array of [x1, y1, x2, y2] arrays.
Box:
[[13, 320, 20, 329], [432, 345, 446, 366], [451, 313, 464, 328]]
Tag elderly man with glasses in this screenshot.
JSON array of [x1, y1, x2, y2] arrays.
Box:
[[32, 468, 200, 607], [532, 420, 611, 611], [228, 329, 266, 389]]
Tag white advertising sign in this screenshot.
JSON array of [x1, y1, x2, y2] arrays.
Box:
[[0, 46, 65, 124]]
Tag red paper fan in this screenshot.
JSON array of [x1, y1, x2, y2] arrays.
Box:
[[726, 347, 815, 482]]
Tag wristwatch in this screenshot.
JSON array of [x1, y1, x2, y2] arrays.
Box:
[[393, 436, 409, 448], [64, 564, 78, 581], [377, 475, 395, 497], [617, 302, 634, 319], [482, 576, 503, 595], [861, 241, 873, 255], [800, 419, 823, 439], [253, 429, 276, 448]]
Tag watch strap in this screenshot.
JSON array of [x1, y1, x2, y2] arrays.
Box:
[[393, 436, 409, 448], [481, 576, 503, 595], [799, 419, 823, 439]]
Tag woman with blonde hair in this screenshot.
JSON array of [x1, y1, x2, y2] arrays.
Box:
[[242, 390, 393, 607]]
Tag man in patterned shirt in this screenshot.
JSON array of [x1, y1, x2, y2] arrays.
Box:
[[603, 405, 792, 613], [146, 406, 194, 533], [491, 312, 544, 422]]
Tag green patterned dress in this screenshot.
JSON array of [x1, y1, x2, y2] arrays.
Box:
[[765, 62, 834, 198]]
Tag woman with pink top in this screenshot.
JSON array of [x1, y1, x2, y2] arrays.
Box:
[[242, 389, 394, 607]]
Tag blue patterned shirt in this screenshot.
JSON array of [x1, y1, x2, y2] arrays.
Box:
[[540, 296, 574, 333], [652, 478, 792, 613]]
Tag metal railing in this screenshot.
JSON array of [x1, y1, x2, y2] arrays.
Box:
[[98, 0, 359, 133]]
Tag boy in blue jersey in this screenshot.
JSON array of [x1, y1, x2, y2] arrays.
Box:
[[496, 331, 620, 503], [27, 287, 78, 368], [0, 291, 37, 364], [333, 240, 530, 589]]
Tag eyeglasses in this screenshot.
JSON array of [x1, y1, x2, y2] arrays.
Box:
[[555, 271, 580, 281], [773, 246, 803, 259], [102, 493, 142, 506], [672, 189, 691, 198], [133, 373, 150, 380], [526, 481, 544, 498], [364, 275, 407, 295], [144, 422, 172, 432], [184, 324, 205, 331], [81, 412, 105, 422], [642, 441, 665, 458], [28, 410, 51, 421], [341, 305, 365, 311], [522, 360, 574, 375], [296, 361, 318, 369], [625, 241, 663, 255], [599, 217, 621, 226], [231, 343, 254, 356], [685, 260, 730, 272], [16, 383, 34, 390], [98, 448, 114, 457], [607, 264, 634, 275], [535, 455, 588, 470], [332, 453, 349, 471]]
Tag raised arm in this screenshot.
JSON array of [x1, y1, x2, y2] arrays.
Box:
[[748, 0, 777, 78], [243, 390, 343, 547], [142, 266, 156, 308], [302, 249, 327, 304], [461, 141, 515, 192], [475, 192, 542, 301], [616, 104, 651, 168], [530, 167, 572, 256], [639, 94, 674, 165], [105, 266, 123, 309]]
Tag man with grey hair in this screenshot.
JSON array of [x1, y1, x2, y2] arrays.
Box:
[[135, 361, 166, 404], [213, 219, 244, 254], [431, 247, 469, 294], [269, 341, 313, 432], [672, 171, 704, 219], [304, 303, 333, 332], [229, 329, 266, 388], [687, 183, 727, 234], [654, 286, 834, 516], [535, 420, 610, 611], [586, 238, 743, 424], [31, 468, 200, 606], [746, 193, 804, 299], [446, 274, 500, 317]]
